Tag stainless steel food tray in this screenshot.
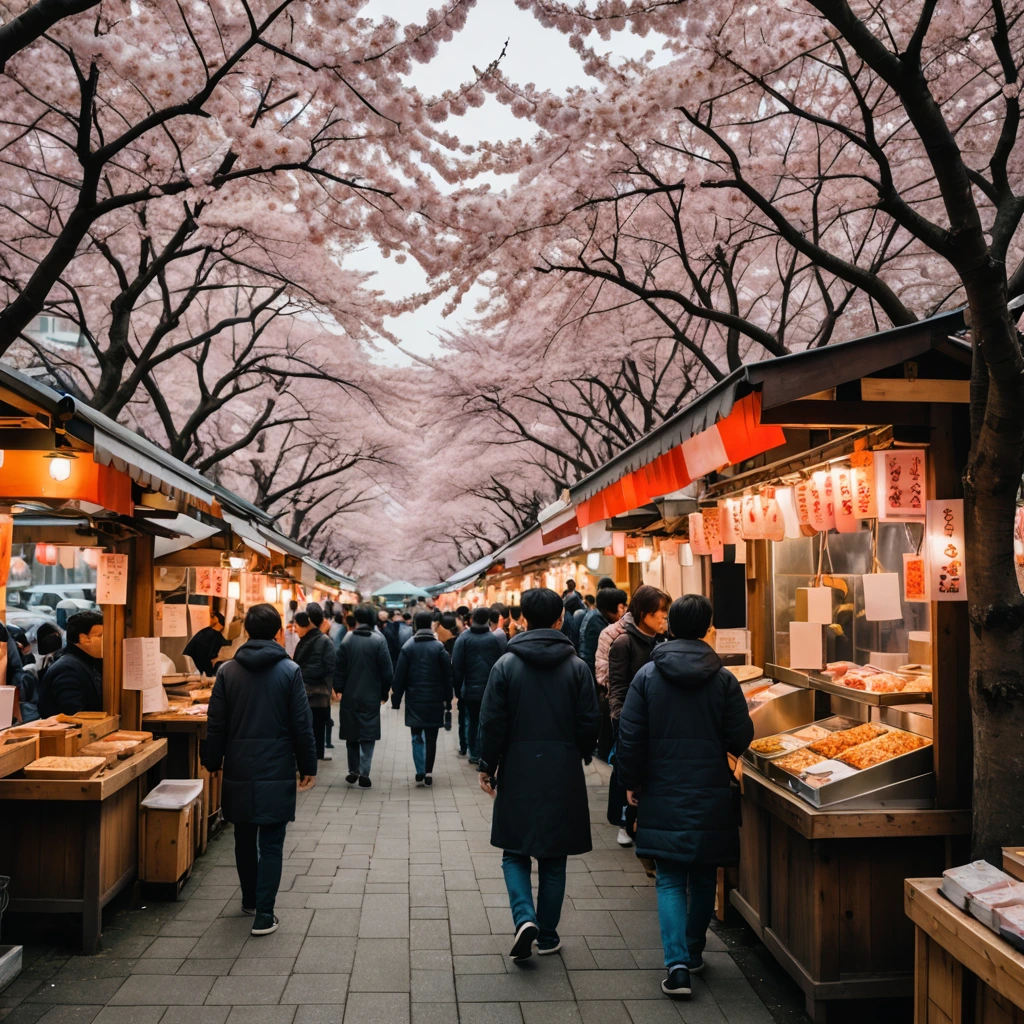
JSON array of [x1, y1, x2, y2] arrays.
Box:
[[765, 664, 812, 689], [742, 715, 854, 773], [807, 674, 932, 706], [764, 731, 934, 807]]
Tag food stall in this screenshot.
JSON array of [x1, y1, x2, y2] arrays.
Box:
[[0, 364, 356, 951], [562, 309, 974, 1020], [905, 851, 1024, 1024]]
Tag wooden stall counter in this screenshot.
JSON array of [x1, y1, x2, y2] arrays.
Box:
[[733, 770, 970, 1022], [906, 878, 1024, 1024], [142, 711, 221, 850], [0, 739, 167, 953]]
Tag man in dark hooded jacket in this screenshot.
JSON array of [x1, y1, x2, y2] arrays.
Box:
[[392, 612, 453, 786], [335, 604, 393, 788], [477, 588, 599, 964], [616, 594, 753, 999], [451, 607, 504, 764], [203, 603, 317, 938]]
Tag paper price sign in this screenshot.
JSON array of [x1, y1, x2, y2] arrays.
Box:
[[927, 498, 968, 601], [97, 552, 128, 605], [883, 450, 926, 517]]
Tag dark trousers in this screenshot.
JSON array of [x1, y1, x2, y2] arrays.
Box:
[[325, 707, 334, 747], [311, 706, 330, 759], [458, 702, 470, 753], [233, 821, 288, 916], [459, 700, 481, 760], [411, 727, 439, 774]]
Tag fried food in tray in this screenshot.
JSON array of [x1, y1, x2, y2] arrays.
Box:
[[837, 730, 930, 770], [808, 722, 888, 759], [774, 748, 826, 774], [750, 736, 786, 754]]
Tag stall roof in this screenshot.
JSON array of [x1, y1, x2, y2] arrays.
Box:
[[569, 309, 969, 505], [303, 556, 357, 590], [372, 580, 431, 599]]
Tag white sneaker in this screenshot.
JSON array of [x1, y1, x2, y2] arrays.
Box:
[[617, 828, 634, 847]]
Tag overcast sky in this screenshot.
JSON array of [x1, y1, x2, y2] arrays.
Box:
[[352, 0, 666, 363]]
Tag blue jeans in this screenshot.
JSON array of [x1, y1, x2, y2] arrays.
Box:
[[346, 740, 375, 776], [654, 860, 718, 969], [458, 703, 470, 752], [461, 701, 481, 761], [501, 853, 567, 949], [411, 728, 438, 775], [233, 821, 287, 916]]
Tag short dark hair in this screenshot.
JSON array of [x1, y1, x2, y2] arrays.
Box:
[[565, 579, 576, 590], [293, 611, 311, 629], [346, 613, 357, 628], [441, 612, 457, 631], [245, 603, 282, 641], [67, 610, 103, 646], [456, 606, 470, 618], [490, 602, 508, 617], [520, 588, 563, 630], [597, 588, 628, 615], [472, 607, 490, 626], [354, 604, 377, 627], [211, 610, 225, 626], [584, 594, 596, 607], [509, 605, 521, 620], [597, 576, 615, 589], [306, 602, 324, 627], [288, 599, 298, 612], [414, 611, 434, 631], [628, 585, 671, 624], [669, 594, 714, 640], [402, 611, 412, 621], [335, 611, 345, 624], [488, 609, 500, 625], [37, 621, 62, 656]]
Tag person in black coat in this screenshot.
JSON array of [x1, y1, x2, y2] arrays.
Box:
[[203, 603, 317, 938], [334, 604, 394, 788], [292, 604, 337, 762], [616, 594, 753, 998], [607, 585, 669, 847], [451, 607, 505, 763], [37, 611, 103, 718], [182, 609, 231, 676], [392, 612, 453, 786], [477, 588, 600, 963]]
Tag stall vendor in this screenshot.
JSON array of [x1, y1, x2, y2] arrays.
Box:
[[37, 611, 103, 716], [183, 610, 232, 677]]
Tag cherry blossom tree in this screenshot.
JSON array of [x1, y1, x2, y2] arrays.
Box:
[[442, 0, 1024, 859]]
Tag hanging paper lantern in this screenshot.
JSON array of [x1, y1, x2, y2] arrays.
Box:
[[688, 512, 711, 555], [82, 547, 100, 569], [830, 465, 858, 533], [851, 451, 877, 519], [34, 542, 57, 566], [808, 472, 836, 532], [760, 487, 785, 542], [720, 498, 743, 545], [741, 493, 766, 540], [776, 487, 803, 539], [611, 532, 626, 558], [794, 481, 813, 525]]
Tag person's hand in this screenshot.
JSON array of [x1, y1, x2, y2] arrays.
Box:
[[479, 772, 495, 797], [626, 789, 639, 807], [298, 774, 316, 792]]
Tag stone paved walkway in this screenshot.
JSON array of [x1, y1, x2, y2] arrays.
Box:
[[1, 709, 779, 1024]]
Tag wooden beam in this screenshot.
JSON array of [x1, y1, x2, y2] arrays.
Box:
[[861, 378, 970, 403], [760, 400, 930, 427]]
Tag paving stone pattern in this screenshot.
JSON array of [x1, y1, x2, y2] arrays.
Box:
[[1, 709, 776, 1024]]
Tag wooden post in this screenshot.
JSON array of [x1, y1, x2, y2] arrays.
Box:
[[123, 534, 155, 732]]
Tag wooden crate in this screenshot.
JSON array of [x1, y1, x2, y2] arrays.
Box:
[[139, 798, 201, 884], [23, 756, 107, 780], [11, 722, 81, 756], [0, 733, 38, 778], [63, 713, 119, 745]]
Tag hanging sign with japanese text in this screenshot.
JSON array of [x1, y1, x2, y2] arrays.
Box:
[[830, 466, 858, 533], [97, 552, 128, 605], [881, 449, 926, 518], [720, 498, 743, 545], [688, 512, 711, 556], [807, 473, 836, 533], [927, 498, 968, 601]]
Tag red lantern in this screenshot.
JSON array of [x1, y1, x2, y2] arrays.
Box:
[[34, 542, 57, 566]]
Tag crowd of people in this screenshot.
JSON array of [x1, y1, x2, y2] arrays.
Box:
[[197, 577, 753, 1001]]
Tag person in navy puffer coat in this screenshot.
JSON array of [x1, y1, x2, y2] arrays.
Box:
[[451, 607, 504, 763], [616, 594, 753, 997]]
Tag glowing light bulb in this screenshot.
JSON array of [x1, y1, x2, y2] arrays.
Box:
[[586, 551, 601, 571], [228, 581, 240, 599], [637, 546, 654, 564], [49, 457, 72, 481]]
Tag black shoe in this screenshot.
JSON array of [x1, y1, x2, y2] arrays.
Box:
[[250, 913, 279, 936], [424, 775, 433, 787], [662, 966, 691, 998], [325, 742, 335, 749], [510, 921, 538, 962], [458, 749, 467, 757], [416, 774, 425, 787], [688, 955, 705, 974], [468, 758, 480, 766], [358, 776, 371, 788], [345, 773, 358, 785]]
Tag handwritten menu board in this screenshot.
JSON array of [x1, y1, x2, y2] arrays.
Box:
[[158, 603, 188, 637], [688, 512, 710, 555], [188, 603, 210, 632], [927, 498, 968, 601], [851, 451, 878, 519], [195, 566, 230, 597], [123, 637, 161, 690], [243, 572, 267, 606], [97, 552, 128, 605], [701, 507, 723, 560], [881, 450, 926, 518]]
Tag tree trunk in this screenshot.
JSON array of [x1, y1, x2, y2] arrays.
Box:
[[963, 273, 1024, 863]]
